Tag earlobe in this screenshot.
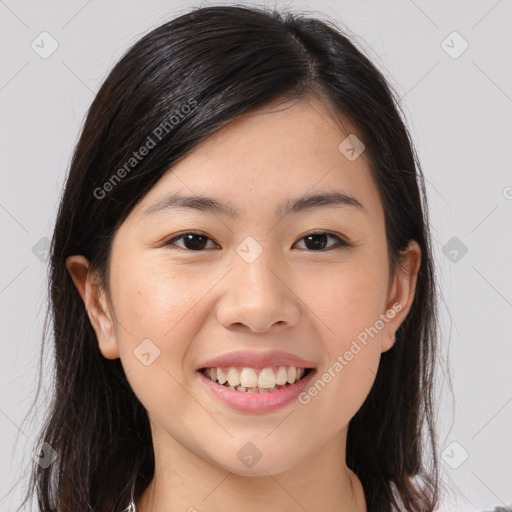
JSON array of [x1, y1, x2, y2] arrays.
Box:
[[65, 255, 120, 360], [381, 240, 421, 353]]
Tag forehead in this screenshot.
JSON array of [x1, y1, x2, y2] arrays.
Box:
[[129, 96, 383, 224]]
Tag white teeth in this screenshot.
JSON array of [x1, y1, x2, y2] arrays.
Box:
[[240, 367, 258, 388], [202, 365, 309, 391], [257, 368, 276, 389], [227, 367, 241, 387], [217, 368, 228, 384], [276, 366, 288, 385]]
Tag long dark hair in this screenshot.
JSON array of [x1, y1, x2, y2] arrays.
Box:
[[19, 5, 440, 511]]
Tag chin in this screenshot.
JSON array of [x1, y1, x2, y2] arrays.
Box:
[[210, 452, 301, 477]]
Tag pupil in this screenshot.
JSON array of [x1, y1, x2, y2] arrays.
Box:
[[185, 234, 207, 250], [305, 234, 327, 250]]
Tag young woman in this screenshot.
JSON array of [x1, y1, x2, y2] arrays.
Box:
[[24, 5, 442, 511]]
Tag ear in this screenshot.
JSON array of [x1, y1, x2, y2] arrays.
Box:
[[381, 240, 421, 353], [65, 255, 120, 359]]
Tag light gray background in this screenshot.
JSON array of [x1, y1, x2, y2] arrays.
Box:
[[1, 1, 511, 511]]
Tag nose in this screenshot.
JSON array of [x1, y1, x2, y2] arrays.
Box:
[[215, 246, 301, 334]]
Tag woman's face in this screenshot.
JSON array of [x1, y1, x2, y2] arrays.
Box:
[[68, 96, 420, 477]]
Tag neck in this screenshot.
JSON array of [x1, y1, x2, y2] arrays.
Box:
[[134, 425, 367, 512]]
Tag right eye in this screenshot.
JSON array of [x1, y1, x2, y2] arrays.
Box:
[[164, 231, 219, 251]]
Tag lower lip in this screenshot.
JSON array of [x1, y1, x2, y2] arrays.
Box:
[[197, 369, 316, 413]]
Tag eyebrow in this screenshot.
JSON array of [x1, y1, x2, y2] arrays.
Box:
[[141, 190, 365, 219]]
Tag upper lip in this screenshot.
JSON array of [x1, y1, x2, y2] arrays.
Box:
[[196, 350, 317, 371]]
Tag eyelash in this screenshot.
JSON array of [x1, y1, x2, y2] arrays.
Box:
[[163, 230, 354, 252]]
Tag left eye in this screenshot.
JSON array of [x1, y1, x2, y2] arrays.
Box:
[[164, 231, 352, 252], [294, 231, 351, 251]]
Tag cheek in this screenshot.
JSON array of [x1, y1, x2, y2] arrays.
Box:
[[112, 256, 202, 341], [109, 256, 210, 399], [307, 255, 390, 345], [112, 260, 210, 424], [299, 256, 388, 418], [301, 297, 382, 430]]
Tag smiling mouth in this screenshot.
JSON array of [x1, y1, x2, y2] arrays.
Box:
[[199, 365, 314, 393]]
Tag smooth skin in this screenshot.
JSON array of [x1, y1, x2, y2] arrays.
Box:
[[67, 95, 420, 512]]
